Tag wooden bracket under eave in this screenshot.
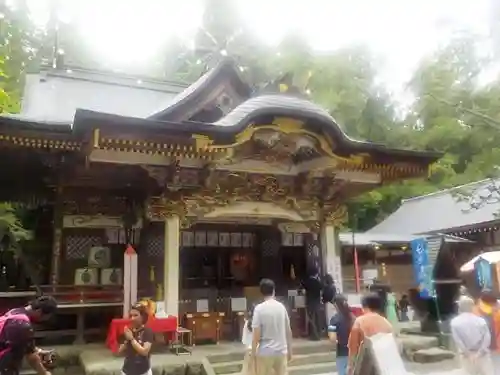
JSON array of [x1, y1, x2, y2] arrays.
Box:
[[92, 128, 100, 148]]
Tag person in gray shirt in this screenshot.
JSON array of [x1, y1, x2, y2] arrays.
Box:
[[450, 296, 492, 375], [251, 279, 292, 375]]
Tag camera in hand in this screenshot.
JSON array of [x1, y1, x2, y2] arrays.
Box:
[[39, 350, 56, 370]]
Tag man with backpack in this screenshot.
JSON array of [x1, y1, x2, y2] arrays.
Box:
[[0, 296, 58, 375]]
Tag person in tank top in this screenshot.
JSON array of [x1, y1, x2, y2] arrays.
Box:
[[347, 293, 393, 375]]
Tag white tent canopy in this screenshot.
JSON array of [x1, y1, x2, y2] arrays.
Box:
[[460, 251, 500, 272]]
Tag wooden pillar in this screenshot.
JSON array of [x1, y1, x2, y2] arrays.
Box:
[[320, 224, 343, 324], [163, 215, 180, 317], [320, 224, 343, 293], [50, 185, 63, 286]]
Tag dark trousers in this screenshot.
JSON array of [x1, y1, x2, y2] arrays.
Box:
[[306, 300, 321, 340], [0, 348, 22, 375]]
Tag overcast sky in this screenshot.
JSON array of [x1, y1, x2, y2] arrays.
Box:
[[23, 0, 496, 94]]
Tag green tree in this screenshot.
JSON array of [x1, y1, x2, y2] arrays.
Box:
[[0, 2, 34, 243], [351, 32, 500, 230], [0, 0, 43, 112]]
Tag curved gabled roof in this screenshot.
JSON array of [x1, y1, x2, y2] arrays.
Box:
[[210, 94, 442, 163], [148, 58, 252, 121], [214, 94, 334, 127], [72, 91, 442, 166]]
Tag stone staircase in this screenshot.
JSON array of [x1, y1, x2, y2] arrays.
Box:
[[17, 332, 455, 375], [205, 335, 456, 375], [207, 341, 337, 375]]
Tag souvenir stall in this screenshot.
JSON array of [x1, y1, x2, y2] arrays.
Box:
[[460, 251, 500, 297]]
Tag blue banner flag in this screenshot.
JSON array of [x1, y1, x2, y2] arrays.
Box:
[[410, 238, 435, 298], [475, 258, 493, 290]]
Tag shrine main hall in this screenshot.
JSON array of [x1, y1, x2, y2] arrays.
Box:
[[0, 59, 441, 336]]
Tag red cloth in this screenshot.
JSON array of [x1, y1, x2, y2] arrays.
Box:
[[351, 307, 364, 317], [106, 316, 177, 352]]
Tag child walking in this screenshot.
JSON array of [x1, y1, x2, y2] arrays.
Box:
[[118, 304, 154, 375], [241, 305, 256, 375]]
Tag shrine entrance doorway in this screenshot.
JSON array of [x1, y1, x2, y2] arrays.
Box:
[[173, 202, 314, 335]]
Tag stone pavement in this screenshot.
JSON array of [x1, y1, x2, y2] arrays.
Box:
[[406, 359, 462, 374], [318, 359, 463, 374], [21, 333, 456, 375]]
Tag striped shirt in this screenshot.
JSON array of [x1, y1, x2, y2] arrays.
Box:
[[451, 312, 491, 355]]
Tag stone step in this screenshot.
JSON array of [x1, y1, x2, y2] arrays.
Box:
[[207, 341, 334, 364], [411, 348, 456, 363], [288, 364, 337, 375], [224, 362, 337, 375], [21, 366, 83, 375], [212, 352, 335, 375]]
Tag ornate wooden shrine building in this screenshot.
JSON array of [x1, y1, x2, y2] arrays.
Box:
[[0, 59, 441, 339]]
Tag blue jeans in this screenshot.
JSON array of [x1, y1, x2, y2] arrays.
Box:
[[336, 356, 348, 375]]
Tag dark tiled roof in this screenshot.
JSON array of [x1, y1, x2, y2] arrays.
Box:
[[72, 92, 441, 165], [367, 179, 500, 234], [214, 94, 336, 126], [148, 58, 251, 121], [212, 94, 442, 162]]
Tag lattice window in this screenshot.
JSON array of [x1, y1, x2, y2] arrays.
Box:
[[66, 235, 102, 260], [306, 235, 320, 271], [261, 238, 280, 257], [146, 234, 164, 257]]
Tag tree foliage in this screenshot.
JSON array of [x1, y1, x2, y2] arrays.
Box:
[[0, 1, 37, 244]]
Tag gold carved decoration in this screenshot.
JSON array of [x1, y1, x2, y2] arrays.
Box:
[[146, 195, 190, 228], [141, 165, 168, 187], [192, 134, 214, 150], [197, 117, 365, 170], [145, 172, 323, 223], [323, 204, 348, 227], [305, 220, 321, 233]]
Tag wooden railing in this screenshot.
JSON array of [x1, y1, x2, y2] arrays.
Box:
[[0, 285, 124, 304], [39, 285, 124, 304]]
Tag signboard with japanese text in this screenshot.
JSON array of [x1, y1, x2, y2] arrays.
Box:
[[475, 258, 493, 290], [410, 238, 435, 298]]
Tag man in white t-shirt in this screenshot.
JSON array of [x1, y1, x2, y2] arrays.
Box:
[[251, 278, 292, 375]]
